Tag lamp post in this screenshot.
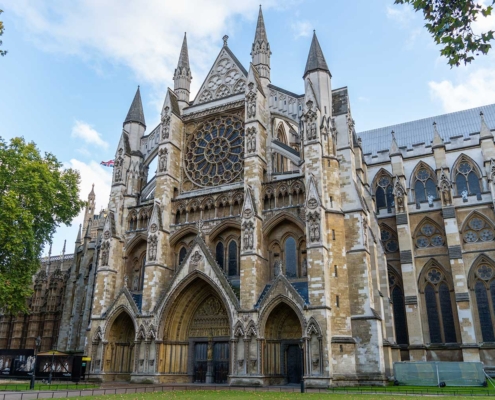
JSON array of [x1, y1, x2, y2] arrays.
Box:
[[30, 336, 41, 390], [299, 339, 305, 393], [48, 349, 55, 384]]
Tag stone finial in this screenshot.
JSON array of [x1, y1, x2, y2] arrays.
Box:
[[223, 35, 229, 47], [390, 130, 400, 155], [480, 110, 492, 139], [432, 121, 444, 146]]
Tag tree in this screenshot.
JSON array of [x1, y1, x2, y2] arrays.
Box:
[[395, 0, 495, 66], [0, 10, 6, 57], [0, 137, 85, 313]]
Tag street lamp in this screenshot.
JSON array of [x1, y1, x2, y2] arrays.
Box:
[[48, 349, 56, 384], [30, 336, 41, 390], [299, 339, 305, 393]]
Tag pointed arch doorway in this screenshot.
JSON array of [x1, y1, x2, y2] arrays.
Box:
[[160, 277, 232, 384], [263, 301, 303, 385]]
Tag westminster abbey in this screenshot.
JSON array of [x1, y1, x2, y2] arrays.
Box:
[[1, 7, 495, 386]]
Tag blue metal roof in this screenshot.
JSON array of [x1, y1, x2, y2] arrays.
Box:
[[358, 104, 495, 156]]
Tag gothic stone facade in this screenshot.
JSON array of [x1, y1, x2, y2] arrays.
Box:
[[9, 8, 495, 387]]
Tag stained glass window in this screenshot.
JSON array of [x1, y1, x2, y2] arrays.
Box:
[[455, 159, 481, 196], [425, 284, 442, 344], [285, 237, 297, 278], [463, 214, 495, 243], [228, 241, 238, 276], [415, 221, 445, 248], [475, 281, 495, 342], [216, 242, 224, 271], [380, 225, 399, 253], [392, 285, 408, 345], [413, 166, 438, 203], [374, 172, 394, 213]]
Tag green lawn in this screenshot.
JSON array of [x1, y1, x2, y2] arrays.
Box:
[[329, 385, 495, 394], [62, 391, 495, 400], [0, 382, 99, 391]]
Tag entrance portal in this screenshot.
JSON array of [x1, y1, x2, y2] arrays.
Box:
[[264, 302, 303, 384], [193, 342, 229, 383], [286, 345, 301, 384]]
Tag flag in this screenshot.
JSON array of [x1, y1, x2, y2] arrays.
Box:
[[100, 160, 115, 167]]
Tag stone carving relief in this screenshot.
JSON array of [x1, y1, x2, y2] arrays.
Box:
[[158, 148, 168, 173], [307, 211, 321, 243], [242, 221, 255, 251], [161, 106, 171, 140], [438, 168, 453, 206], [101, 241, 110, 266], [246, 127, 256, 154], [114, 149, 124, 182], [148, 235, 158, 261], [190, 251, 203, 267], [393, 176, 406, 213], [304, 101, 318, 141], [246, 82, 257, 119]]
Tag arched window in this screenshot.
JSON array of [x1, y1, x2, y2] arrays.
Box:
[[374, 171, 394, 213], [421, 264, 458, 344], [273, 125, 287, 173], [413, 165, 437, 204], [228, 240, 238, 276], [462, 213, 495, 243], [470, 257, 495, 342], [380, 224, 399, 253], [454, 156, 481, 197], [216, 242, 224, 271], [414, 219, 445, 248], [285, 237, 297, 278], [178, 247, 187, 266], [388, 268, 408, 345]]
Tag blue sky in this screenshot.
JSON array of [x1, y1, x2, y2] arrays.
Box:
[[1, 0, 494, 255]]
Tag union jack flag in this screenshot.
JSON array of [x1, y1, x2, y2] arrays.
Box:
[[100, 160, 115, 167]]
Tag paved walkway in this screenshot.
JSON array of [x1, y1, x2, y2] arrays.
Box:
[[0, 383, 322, 400]]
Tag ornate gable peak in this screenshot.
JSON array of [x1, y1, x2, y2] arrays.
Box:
[[242, 187, 257, 219], [149, 201, 162, 233], [304, 78, 320, 111], [193, 46, 248, 105], [162, 88, 180, 118], [247, 63, 265, 97], [305, 175, 321, 210]]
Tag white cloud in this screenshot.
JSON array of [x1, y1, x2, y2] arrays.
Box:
[[71, 120, 108, 149], [291, 20, 312, 39], [358, 96, 370, 102], [49, 159, 112, 255], [429, 68, 495, 112], [386, 5, 416, 26], [9, 0, 285, 96]]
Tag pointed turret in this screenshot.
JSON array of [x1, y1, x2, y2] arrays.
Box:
[[432, 121, 444, 147], [76, 224, 82, 244], [123, 87, 146, 150], [390, 130, 400, 156], [303, 31, 332, 117], [124, 86, 146, 128], [251, 6, 271, 85], [304, 31, 330, 78], [83, 184, 96, 235], [174, 33, 193, 106]]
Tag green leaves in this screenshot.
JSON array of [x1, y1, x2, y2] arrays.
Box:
[[0, 137, 85, 313], [394, 0, 495, 67], [0, 10, 6, 57]]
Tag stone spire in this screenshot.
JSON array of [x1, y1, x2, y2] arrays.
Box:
[[174, 32, 192, 104], [304, 31, 330, 78], [390, 130, 400, 155], [83, 184, 96, 236], [124, 86, 146, 128], [76, 224, 82, 244], [480, 111, 492, 139], [251, 5, 271, 84]]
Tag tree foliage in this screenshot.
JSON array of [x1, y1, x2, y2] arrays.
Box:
[[0, 10, 6, 57], [0, 137, 85, 313], [395, 0, 495, 66]]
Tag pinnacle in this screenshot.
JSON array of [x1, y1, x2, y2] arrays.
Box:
[[254, 5, 268, 44], [124, 86, 146, 128], [304, 31, 330, 77], [177, 32, 189, 69]]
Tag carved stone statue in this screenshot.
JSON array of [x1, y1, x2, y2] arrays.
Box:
[[101, 241, 110, 266], [148, 235, 158, 261], [427, 194, 434, 206], [461, 189, 469, 201], [207, 342, 213, 360], [307, 211, 321, 243], [158, 148, 168, 173], [302, 258, 308, 277], [274, 260, 282, 277]]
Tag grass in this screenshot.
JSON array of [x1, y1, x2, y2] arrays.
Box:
[[329, 384, 495, 394], [0, 382, 99, 391], [57, 390, 495, 400]]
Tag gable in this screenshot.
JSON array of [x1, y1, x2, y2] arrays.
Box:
[[193, 46, 248, 105]]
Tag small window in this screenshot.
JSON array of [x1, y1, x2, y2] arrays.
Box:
[[374, 172, 395, 213], [285, 237, 297, 278], [336, 295, 340, 308], [380, 224, 399, 253], [216, 242, 224, 271], [332, 230, 336, 240], [334, 265, 338, 277], [228, 240, 238, 276], [178, 247, 187, 266]]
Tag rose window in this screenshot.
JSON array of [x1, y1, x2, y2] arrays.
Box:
[[463, 215, 495, 243], [478, 264, 493, 280], [380, 227, 399, 253], [427, 268, 442, 284], [415, 222, 445, 248], [184, 115, 244, 187]]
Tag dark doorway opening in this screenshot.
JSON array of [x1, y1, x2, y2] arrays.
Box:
[[213, 342, 229, 384], [193, 343, 207, 383], [286, 344, 301, 384]]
